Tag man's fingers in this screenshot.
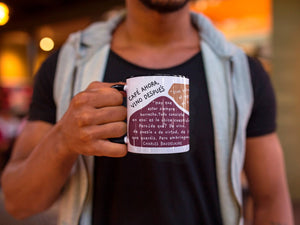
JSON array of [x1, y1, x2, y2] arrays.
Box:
[[86, 81, 113, 90], [86, 81, 125, 91], [93, 140, 127, 157], [76, 122, 127, 157], [79, 122, 127, 141], [94, 106, 127, 125], [86, 81, 126, 106], [74, 106, 126, 127], [72, 87, 124, 109]]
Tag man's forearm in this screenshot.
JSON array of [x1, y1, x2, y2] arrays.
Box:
[[1, 123, 78, 219], [252, 196, 294, 225]]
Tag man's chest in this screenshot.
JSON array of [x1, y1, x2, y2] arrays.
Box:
[[103, 49, 214, 151]]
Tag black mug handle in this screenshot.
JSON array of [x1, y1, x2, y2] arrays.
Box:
[[109, 84, 127, 144], [108, 136, 127, 144], [111, 84, 126, 92]]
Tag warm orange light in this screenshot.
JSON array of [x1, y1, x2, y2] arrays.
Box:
[[190, 0, 272, 39], [39, 37, 55, 51], [0, 2, 9, 26], [0, 51, 28, 86], [191, 0, 271, 21]]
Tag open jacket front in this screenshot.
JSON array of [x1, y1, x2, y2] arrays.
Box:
[[54, 11, 253, 225]]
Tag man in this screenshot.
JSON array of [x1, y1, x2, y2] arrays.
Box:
[[1, 0, 294, 225]]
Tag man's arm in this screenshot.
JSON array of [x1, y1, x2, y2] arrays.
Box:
[[1, 121, 78, 219], [1, 82, 127, 219], [244, 132, 294, 225]]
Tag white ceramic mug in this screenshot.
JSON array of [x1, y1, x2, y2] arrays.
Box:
[[112, 74, 189, 154]]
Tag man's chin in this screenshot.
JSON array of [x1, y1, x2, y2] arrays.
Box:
[[139, 0, 189, 14]]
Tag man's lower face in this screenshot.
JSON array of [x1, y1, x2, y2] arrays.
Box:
[[139, 0, 190, 13]]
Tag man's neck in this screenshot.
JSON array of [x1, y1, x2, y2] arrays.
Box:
[[111, 1, 200, 69], [120, 1, 197, 47]]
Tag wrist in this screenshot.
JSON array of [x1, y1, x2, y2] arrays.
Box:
[[54, 122, 79, 161]]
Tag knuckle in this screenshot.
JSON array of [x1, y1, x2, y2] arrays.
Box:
[[108, 89, 124, 105], [77, 111, 91, 126], [105, 106, 127, 121], [119, 106, 127, 119], [100, 87, 124, 106], [119, 146, 128, 157], [72, 92, 89, 107], [87, 81, 102, 89], [120, 121, 127, 132], [115, 93, 124, 105], [79, 129, 93, 143], [113, 145, 128, 157], [114, 122, 127, 136], [84, 145, 97, 156]]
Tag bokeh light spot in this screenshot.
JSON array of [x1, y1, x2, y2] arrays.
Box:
[[39, 37, 55, 52], [0, 2, 9, 26]]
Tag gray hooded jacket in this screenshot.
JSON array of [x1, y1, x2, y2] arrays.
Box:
[[54, 11, 253, 225]]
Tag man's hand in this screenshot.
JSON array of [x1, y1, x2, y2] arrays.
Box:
[[58, 81, 127, 158], [1, 81, 127, 219]]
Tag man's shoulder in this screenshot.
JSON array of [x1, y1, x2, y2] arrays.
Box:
[[45, 49, 60, 67], [35, 49, 60, 80]]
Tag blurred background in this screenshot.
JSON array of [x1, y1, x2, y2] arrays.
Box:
[[0, 0, 299, 224]]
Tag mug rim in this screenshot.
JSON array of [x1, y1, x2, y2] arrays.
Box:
[[126, 74, 188, 79]]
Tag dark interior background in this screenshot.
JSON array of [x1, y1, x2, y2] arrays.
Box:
[[1, 0, 124, 33]]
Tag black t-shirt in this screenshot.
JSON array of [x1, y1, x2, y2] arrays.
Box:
[[28, 49, 276, 225]]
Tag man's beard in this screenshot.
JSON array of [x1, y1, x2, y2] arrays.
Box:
[[139, 0, 190, 13]]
